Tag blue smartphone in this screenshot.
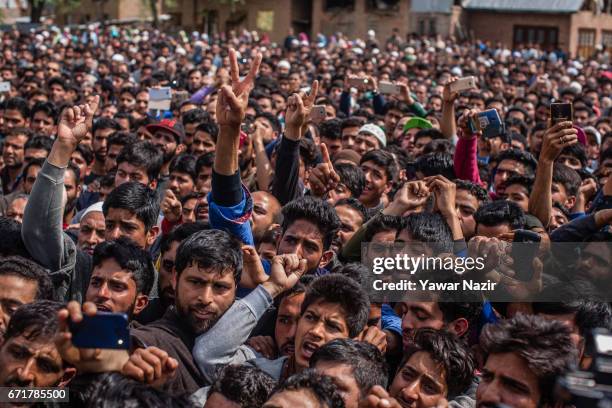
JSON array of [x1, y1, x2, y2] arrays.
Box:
[[69, 312, 130, 350], [469, 109, 504, 138]]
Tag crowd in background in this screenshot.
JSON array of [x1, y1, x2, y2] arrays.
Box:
[[0, 23, 611, 407]]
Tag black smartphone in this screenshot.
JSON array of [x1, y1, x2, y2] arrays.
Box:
[[511, 229, 541, 282], [69, 312, 130, 350], [550, 103, 573, 125]]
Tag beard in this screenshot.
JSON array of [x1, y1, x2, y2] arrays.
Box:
[[176, 302, 221, 335]]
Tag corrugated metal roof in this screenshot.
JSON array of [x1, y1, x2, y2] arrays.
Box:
[[462, 0, 584, 13], [411, 0, 454, 13]]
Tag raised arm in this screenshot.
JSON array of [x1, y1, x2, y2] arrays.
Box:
[[529, 121, 577, 228], [208, 49, 261, 245], [440, 78, 459, 140], [271, 80, 319, 206], [22, 96, 99, 270]]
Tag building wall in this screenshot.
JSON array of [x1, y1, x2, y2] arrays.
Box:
[[465, 11, 572, 50], [57, 0, 156, 24], [568, 10, 612, 57], [311, 0, 411, 41]]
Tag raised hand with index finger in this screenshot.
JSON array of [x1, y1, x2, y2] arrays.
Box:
[[308, 143, 340, 198]]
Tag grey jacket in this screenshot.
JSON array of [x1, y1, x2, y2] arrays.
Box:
[[192, 285, 273, 383], [21, 160, 86, 302]]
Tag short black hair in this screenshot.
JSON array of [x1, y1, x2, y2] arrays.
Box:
[[335, 198, 369, 225], [415, 152, 455, 179], [558, 143, 588, 168], [301, 274, 370, 338], [256, 112, 282, 134], [0, 217, 29, 258], [474, 200, 526, 231], [496, 148, 537, 177], [174, 229, 243, 284], [75, 144, 94, 165], [4, 97, 29, 119], [103, 182, 160, 232], [116, 141, 163, 182], [400, 329, 475, 398], [208, 365, 275, 408], [282, 196, 341, 251], [108, 132, 139, 150], [92, 237, 155, 296], [341, 117, 366, 132], [4, 300, 64, 343], [169, 154, 197, 183], [319, 118, 343, 141], [414, 128, 444, 144], [272, 369, 344, 408], [195, 151, 215, 174], [552, 163, 581, 197], [0, 256, 54, 301], [21, 157, 46, 180], [160, 222, 210, 255], [93, 117, 121, 134], [532, 300, 612, 337], [360, 149, 399, 183], [455, 180, 491, 204], [502, 174, 534, 195], [182, 108, 209, 126], [402, 212, 453, 254], [195, 122, 219, 143], [334, 163, 365, 198], [364, 214, 404, 242], [24, 136, 53, 154], [311, 338, 389, 394], [30, 101, 58, 123], [480, 314, 576, 405], [86, 373, 196, 407]]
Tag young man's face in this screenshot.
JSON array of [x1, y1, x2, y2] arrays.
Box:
[[104, 208, 156, 248], [278, 219, 327, 273], [551, 182, 572, 210], [0, 333, 72, 388], [332, 204, 364, 253], [115, 162, 154, 188], [168, 171, 195, 200], [413, 136, 433, 157], [389, 351, 448, 408], [0, 275, 38, 338], [477, 352, 541, 408], [556, 154, 582, 171], [275, 292, 305, 357], [192, 130, 216, 156], [31, 111, 55, 136], [294, 300, 350, 370], [342, 126, 359, 150], [104, 143, 124, 173], [314, 361, 361, 408], [353, 133, 381, 157], [86, 258, 146, 317], [2, 109, 28, 132], [152, 130, 178, 164], [251, 192, 281, 243], [494, 159, 526, 194], [175, 264, 236, 335], [397, 302, 445, 350], [476, 222, 512, 238], [2, 134, 28, 169], [92, 127, 116, 162], [196, 165, 213, 195], [360, 160, 390, 207], [503, 184, 530, 213], [159, 241, 179, 309], [78, 211, 105, 255], [455, 189, 480, 240]]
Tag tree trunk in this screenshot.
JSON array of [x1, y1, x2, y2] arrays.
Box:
[[30, 0, 45, 23], [149, 0, 158, 27]]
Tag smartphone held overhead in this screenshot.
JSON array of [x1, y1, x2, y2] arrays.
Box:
[[69, 312, 131, 350]]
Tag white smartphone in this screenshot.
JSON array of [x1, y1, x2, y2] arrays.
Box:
[[0, 82, 10, 93], [148, 87, 172, 110], [310, 105, 326, 122], [449, 76, 477, 93], [378, 81, 401, 95]]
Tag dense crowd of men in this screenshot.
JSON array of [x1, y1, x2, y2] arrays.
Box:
[[0, 23, 611, 407]]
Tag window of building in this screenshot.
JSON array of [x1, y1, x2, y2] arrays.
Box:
[[602, 30, 612, 53], [325, 0, 355, 10], [367, 0, 400, 11], [577, 29, 596, 59], [513, 26, 558, 51]]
